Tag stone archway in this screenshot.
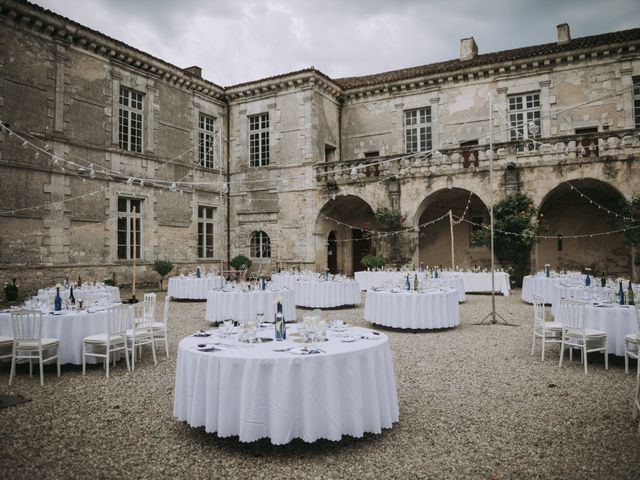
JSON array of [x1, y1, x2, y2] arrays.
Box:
[[537, 179, 629, 276], [315, 195, 377, 275], [415, 188, 491, 268]]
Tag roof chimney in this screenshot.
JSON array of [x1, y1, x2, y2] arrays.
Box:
[[183, 66, 202, 78], [556, 23, 571, 45], [460, 37, 478, 61]]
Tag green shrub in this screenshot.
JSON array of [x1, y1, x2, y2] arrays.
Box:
[[153, 259, 174, 279], [230, 255, 252, 270], [361, 255, 385, 269]]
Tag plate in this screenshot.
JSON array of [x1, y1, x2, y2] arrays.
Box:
[[341, 336, 358, 342]]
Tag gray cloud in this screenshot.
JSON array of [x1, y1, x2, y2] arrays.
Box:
[[34, 0, 640, 85]]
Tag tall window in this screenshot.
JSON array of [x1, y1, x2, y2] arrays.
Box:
[[117, 197, 142, 260], [198, 206, 215, 258], [250, 231, 271, 258], [119, 87, 143, 153], [249, 113, 269, 167], [508, 93, 540, 141], [634, 76, 640, 128], [404, 107, 432, 153], [199, 113, 216, 168]]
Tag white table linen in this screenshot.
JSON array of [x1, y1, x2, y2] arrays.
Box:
[[0, 308, 121, 365], [173, 325, 399, 444], [441, 271, 510, 296], [354, 271, 464, 302], [35, 285, 120, 306], [294, 280, 361, 308], [521, 275, 575, 304], [364, 288, 460, 329], [168, 275, 225, 299], [205, 288, 296, 323]]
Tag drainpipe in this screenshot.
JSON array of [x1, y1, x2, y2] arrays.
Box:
[[226, 105, 231, 268]]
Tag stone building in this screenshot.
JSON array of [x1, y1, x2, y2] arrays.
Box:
[[0, 0, 639, 294]]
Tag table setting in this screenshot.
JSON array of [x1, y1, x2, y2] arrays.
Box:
[[364, 286, 460, 329], [272, 271, 361, 308], [167, 273, 225, 299], [204, 284, 296, 323], [173, 318, 399, 444]]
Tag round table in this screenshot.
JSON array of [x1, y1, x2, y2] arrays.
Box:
[[173, 324, 399, 444], [0, 307, 123, 365], [168, 275, 225, 299], [35, 285, 120, 306], [205, 288, 296, 323], [354, 271, 465, 302], [364, 288, 460, 329], [294, 279, 361, 308]]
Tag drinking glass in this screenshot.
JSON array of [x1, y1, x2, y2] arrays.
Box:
[[256, 312, 265, 329], [223, 319, 233, 337]]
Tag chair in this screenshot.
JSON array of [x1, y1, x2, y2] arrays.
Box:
[[152, 295, 170, 357], [9, 309, 60, 386], [558, 298, 608, 375], [0, 335, 14, 367], [127, 301, 158, 371], [82, 304, 131, 378], [625, 305, 640, 374], [530, 294, 563, 361], [143, 292, 157, 303]]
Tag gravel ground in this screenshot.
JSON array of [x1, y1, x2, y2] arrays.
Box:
[[1, 289, 639, 480]]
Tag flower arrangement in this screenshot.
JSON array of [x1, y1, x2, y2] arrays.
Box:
[[4, 278, 19, 301]]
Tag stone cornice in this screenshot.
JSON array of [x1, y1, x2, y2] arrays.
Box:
[[0, 0, 227, 102], [226, 70, 342, 102]]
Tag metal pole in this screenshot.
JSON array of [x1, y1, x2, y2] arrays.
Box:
[[489, 92, 496, 323], [449, 209, 455, 269], [132, 206, 137, 300]]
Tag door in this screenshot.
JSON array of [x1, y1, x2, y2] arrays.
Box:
[[327, 231, 338, 274]]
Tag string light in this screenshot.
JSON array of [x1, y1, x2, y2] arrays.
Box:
[[170, 182, 177, 192], [350, 167, 358, 181]]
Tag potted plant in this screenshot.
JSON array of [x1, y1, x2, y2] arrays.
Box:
[[153, 259, 175, 290], [230, 255, 252, 282], [361, 255, 385, 271], [4, 278, 19, 302]]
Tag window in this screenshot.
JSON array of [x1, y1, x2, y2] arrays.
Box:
[[117, 197, 142, 260], [364, 151, 380, 158], [325, 144, 336, 162], [249, 113, 269, 167], [508, 93, 540, 141], [250, 231, 271, 258], [119, 87, 143, 153], [404, 108, 432, 153], [199, 114, 216, 168], [633, 77, 640, 128], [198, 206, 215, 258]]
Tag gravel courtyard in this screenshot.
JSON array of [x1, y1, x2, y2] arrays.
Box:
[[1, 290, 639, 480]]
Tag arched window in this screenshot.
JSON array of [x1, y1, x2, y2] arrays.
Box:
[[250, 231, 271, 258]]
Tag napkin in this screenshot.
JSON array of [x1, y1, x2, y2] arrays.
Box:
[[289, 347, 322, 355]]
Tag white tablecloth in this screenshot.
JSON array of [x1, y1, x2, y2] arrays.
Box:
[[205, 288, 296, 323], [521, 275, 574, 304], [0, 308, 121, 365], [168, 276, 225, 299], [294, 280, 361, 308], [35, 286, 120, 306], [354, 272, 465, 302], [364, 288, 460, 329], [173, 325, 399, 444], [441, 271, 510, 296]]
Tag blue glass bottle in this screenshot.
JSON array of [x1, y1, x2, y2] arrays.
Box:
[[585, 272, 591, 287], [261, 276, 266, 290], [545, 266, 550, 278], [435, 268, 439, 279], [619, 281, 625, 305], [54, 287, 62, 312], [196, 267, 201, 278], [274, 303, 286, 340], [405, 274, 410, 290]]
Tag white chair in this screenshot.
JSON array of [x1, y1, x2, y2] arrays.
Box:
[[558, 298, 608, 375], [127, 301, 158, 371], [530, 294, 563, 361], [9, 309, 60, 386], [0, 336, 14, 369], [143, 292, 157, 303], [82, 304, 131, 378], [625, 305, 640, 374], [152, 295, 170, 357]]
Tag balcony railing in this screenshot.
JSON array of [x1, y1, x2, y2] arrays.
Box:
[[315, 129, 639, 184]]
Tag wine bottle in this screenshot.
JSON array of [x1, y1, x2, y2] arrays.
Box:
[[405, 274, 410, 291], [413, 274, 418, 291], [618, 281, 625, 305], [78, 276, 82, 288], [274, 302, 286, 340], [54, 287, 62, 312], [600, 273, 606, 288], [627, 281, 635, 306], [585, 272, 591, 287], [69, 285, 76, 305], [261, 275, 266, 290]]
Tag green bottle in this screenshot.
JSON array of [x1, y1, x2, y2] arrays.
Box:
[[413, 274, 418, 291], [628, 281, 635, 306]]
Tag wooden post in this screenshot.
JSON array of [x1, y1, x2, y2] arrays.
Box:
[[449, 209, 455, 269], [132, 206, 137, 299]]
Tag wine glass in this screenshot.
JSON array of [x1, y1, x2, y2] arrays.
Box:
[[256, 312, 265, 330], [223, 318, 233, 337]]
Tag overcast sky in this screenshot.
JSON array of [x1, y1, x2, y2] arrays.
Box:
[[34, 0, 640, 86]]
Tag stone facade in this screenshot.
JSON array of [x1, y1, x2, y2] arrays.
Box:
[[0, 0, 639, 296]]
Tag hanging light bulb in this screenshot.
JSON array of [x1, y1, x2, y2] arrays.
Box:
[[222, 182, 229, 194], [89, 168, 96, 179], [22, 140, 28, 148], [44, 143, 51, 151], [170, 182, 177, 192], [34, 152, 40, 159], [126, 177, 134, 185], [331, 194, 336, 201], [139, 179, 144, 187], [528, 121, 539, 137], [350, 167, 358, 181]]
